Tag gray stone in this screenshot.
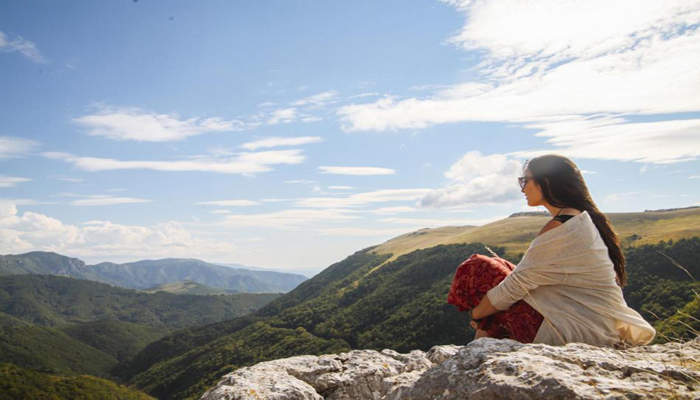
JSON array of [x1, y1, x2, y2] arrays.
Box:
[[201, 338, 700, 400]]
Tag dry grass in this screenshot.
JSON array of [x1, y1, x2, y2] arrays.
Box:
[[370, 207, 700, 269]]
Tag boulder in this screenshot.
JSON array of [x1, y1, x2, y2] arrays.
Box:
[[201, 338, 699, 399]]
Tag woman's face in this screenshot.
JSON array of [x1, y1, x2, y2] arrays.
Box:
[[521, 169, 545, 207]]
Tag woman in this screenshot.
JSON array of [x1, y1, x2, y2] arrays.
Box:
[[466, 155, 655, 347]]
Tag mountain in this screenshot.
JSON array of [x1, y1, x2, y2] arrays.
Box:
[[0, 253, 307, 293], [0, 275, 280, 329], [0, 275, 282, 374], [113, 207, 700, 400], [215, 263, 322, 278]]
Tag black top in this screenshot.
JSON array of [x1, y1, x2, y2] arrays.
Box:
[[552, 214, 575, 223]]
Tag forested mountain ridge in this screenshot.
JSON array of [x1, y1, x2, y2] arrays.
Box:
[[116, 237, 699, 400], [0, 274, 280, 329], [0, 252, 306, 293], [0, 275, 281, 378]]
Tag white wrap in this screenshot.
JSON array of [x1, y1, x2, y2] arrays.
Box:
[[486, 211, 656, 347]]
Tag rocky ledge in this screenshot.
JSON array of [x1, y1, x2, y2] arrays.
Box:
[[201, 337, 699, 399]]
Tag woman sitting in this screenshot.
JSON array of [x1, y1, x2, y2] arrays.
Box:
[[461, 155, 655, 347]]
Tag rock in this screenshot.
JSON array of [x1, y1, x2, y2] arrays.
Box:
[[201, 338, 700, 400]]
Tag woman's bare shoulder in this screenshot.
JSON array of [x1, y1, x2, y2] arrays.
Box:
[[537, 219, 563, 237]]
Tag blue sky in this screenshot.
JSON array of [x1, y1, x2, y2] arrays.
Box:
[[1, 0, 699, 275]]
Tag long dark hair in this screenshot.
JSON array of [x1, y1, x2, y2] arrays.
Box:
[[525, 155, 626, 287]]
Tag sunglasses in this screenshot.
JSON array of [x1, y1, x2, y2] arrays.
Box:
[[518, 176, 531, 190]]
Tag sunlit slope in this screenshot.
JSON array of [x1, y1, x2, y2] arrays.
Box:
[[372, 207, 700, 262]]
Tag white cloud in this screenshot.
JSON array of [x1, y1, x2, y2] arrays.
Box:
[[55, 177, 83, 183], [371, 206, 418, 215], [210, 210, 232, 214], [328, 186, 353, 190], [508, 118, 700, 164], [267, 108, 298, 125], [220, 208, 359, 229], [689, 175, 700, 179], [317, 227, 415, 236], [0, 176, 31, 188], [0, 198, 56, 206], [69, 196, 151, 206], [443, 0, 699, 76], [73, 106, 246, 142], [295, 189, 431, 208], [0, 201, 233, 260], [380, 215, 506, 227], [421, 151, 523, 208], [0, 135, 39, 159], [292, 91, 339, 108], [319, 166, 396, 176], [241, 136, 323, 150], [42, 149, 305, 175], [0, 30, 46, 63], [603, 191, 649, 203], [196, 200, 260, 207], [338, 1, 700, 165]]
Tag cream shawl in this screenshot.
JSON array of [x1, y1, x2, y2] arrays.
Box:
[[486, 211, 656, 347]]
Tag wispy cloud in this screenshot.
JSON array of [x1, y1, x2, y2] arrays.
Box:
[[371, 206, 418, 215], [0, 136, 39, 159], [508, 117, 700, 164], [328, 186, 353, 190], [196, 200, 260, 207], [338, 1, 700, 165], [42, 149, 305, 175], [220, 208, 360, 229], [267, 108, 298, 125], [241, 136, 323, 150], [379, 216, 501, 226], [0, 176, 32, 188], [73, 106, 247, 142], [317, 227, 414, 236], [0, 30, 46, 63], [69, 195, 151, 206], [292, 91, 339, 108], [54, 177, 84, 183], [319, 166, 395, 176], [295, 189, 431, 208], [421, 151, 523, 208]]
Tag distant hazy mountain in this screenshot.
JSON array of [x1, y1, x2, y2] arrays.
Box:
[[215, 263, 322, 278], [0, 252, 307, 293]]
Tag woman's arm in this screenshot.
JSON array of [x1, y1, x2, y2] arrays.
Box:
[[471, 292, 501, 320]]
